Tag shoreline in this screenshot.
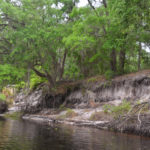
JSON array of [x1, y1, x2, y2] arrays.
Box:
[[22, 114, 109, 130], [2, 103, 150, 138], [6, 70, 150, 138], [21, 109, 150, 138]]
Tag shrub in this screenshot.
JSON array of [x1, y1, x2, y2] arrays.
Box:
[[30, 74, 46, 89], [15, 81, 26, 91], [103, 100, 131, 118], [103, 104, 111, 113], [111, 100, 131, 117], [104, 70, 114, 80], [0, 93, 6, 101], [66, 108, 78, 118]]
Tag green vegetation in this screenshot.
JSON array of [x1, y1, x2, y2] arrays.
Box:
[[4, 112, 23, 120], [58, 104, 67, 112], [0, 0, 149, 91], [0, 93, 6, 101], [89, 101, 131, 121], [103, 104, 112, 113], [15, 81, 26, 91], [103, 100, 131, 118], [65, 108, 78, 118], [57, 108, 78, 119], [30, 74, 47, 90], [87, 77, 97, 83], [104, 71, 115, 80]]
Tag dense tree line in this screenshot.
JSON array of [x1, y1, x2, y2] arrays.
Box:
[[0, 0, 149, 89]]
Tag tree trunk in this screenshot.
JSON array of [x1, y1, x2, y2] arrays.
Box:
[[32, 67, 55, 88], [27, 68, 30, 92], [45, 72, 56, 88], [59, 50, 67, 80], [138, 42, 142, 71], [119, 50, 126, 74], [110, 49, 117, 72], [102, 0, 107, 8]]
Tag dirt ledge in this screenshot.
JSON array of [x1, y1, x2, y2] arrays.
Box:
[[22, 114, 109, 130], [22, 108, 150, 137]]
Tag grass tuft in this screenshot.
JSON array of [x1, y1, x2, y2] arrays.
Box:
[[103, 100, 131, 118], [65, 108, 78, 118]]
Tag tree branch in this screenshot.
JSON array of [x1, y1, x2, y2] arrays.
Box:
[[59, 50, 67, 80], [87, 0, 98, 16], [32, 67, 47, 78], [45, 71, 55, 87]]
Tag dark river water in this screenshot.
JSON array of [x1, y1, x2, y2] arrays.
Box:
[[0, 117, 150, 150]]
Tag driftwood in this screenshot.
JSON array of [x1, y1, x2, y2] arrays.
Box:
[[110, 102, 149, 130]]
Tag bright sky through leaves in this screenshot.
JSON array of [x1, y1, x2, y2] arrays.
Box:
[[78, 0, 88, 7]]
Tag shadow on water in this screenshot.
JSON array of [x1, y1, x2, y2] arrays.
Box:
[[0, 116, 6, 121], [0, 118, 150, 150]]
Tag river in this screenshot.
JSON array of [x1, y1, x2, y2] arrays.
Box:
[[0, 117, 150, 150]]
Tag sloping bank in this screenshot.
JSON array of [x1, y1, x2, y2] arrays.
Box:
[[14, 70, 150, 137]]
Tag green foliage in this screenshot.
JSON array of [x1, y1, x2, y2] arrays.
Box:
[[0, 0, 149, 88], [0, 64, 25, 88], [111, 101, 131, 116], [30, 74, 46, 90], [87, 77, 97, 83], [65, 108, 78, 118], [15, 81, 26, 91], [0, 93, 6, 101], [103, 104, 111, 113], [64, 59, 80, 80], [104, 70, 114, 80], [103, 100, 131, 118]]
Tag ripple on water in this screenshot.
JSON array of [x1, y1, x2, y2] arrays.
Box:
[[0, 118, 150, 150]]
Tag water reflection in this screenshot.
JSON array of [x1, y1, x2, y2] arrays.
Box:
[[0, 117, 150, 150]]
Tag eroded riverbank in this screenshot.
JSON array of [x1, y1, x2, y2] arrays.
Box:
[[9, 70, 150, 137]]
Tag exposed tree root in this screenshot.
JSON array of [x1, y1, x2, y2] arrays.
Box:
[[110, 102, 149, 130]]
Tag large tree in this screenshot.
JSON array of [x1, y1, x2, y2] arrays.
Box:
[[0, 0, 149, 89], [0, 0, 79, 88]]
